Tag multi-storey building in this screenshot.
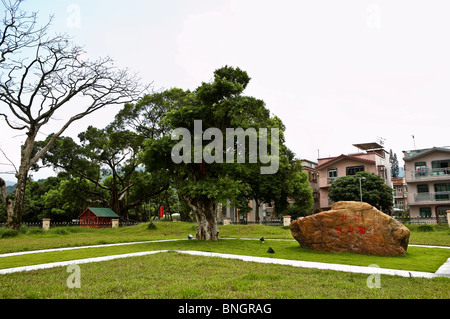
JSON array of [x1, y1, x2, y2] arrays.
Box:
[[316, 142, 392, 211], [300, 159, 320, 213], [392, 177, 408, 213], [403, 146, 450, 222]]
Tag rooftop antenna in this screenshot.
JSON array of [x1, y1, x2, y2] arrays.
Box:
[[412, 135, 416, 148], [376, 137, 386, 147]]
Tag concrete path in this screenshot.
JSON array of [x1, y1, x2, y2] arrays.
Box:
[[0, 239, 449, 278]]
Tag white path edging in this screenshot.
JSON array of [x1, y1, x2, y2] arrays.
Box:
[[0, 249, 448, 279], [0, 239, 449, 278], [0, 239, 186, 258]]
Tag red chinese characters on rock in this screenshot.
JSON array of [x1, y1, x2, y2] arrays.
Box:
[[336, 213, 367, 236], [289, 201, 411, 256]]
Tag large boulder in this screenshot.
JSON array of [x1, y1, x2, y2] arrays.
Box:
[[289, 201, 410, 256]]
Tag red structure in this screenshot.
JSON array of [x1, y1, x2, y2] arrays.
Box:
[[79, 207, 119, 228]]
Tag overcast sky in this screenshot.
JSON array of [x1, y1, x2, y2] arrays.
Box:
[[1, 0, 449, 182]]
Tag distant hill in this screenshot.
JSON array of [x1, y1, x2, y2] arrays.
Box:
[[4, 180, 16, 187], [6, 184, 16, 194]]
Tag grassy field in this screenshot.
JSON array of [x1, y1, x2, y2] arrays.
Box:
[[0, 222, 449, 299], [1, 252, 449, 299], [0, 222, 448, 254]]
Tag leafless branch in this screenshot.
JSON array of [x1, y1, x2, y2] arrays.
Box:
[[0, 147, 18, 174]]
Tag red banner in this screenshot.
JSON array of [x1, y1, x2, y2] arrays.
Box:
[[159, 206, 164, 218]]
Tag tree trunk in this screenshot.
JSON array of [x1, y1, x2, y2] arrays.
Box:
[[184, 196, 219, 241], [9, 168, 28, 229], [7, 133, 36, 229], [0, 178, 14, 226]]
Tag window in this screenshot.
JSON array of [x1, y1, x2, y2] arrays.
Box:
[[434, 183, 450, 201], [437, 206, 450, 217], [432, 160, 450, 169], [328, 168, 337, 178], [419, 207, 432, 218], [435, 183, 450, 192], [432, 160, 450, 176], [346, 165, 364, 176], [415, 161, 428, 176], [417, 184, 429, 193], [415, 161, 427, 168]]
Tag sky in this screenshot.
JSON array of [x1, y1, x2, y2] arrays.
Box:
[[1, 0, 450, 182]]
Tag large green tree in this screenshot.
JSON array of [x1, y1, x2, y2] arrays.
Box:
[[140, 66, 312, 240], [328, 171, 393, 213]]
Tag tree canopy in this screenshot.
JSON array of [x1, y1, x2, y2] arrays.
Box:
[[139, 66, 313, 240], [328, 171, 393, 212]]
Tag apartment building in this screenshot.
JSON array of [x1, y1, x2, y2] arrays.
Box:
[[403, 146, 450, 222], [316, 142, 392, 211], [392, 177, 408, 213], [300, 159, 320, 213]]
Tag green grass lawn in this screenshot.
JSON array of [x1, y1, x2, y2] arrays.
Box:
[[0, 221, 448, 254], [1, 252, 449, 299], [0, 239, 448, 273], [0, 222, 449, 299]]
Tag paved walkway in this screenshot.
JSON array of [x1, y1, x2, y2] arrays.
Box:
[[0, 239, 449, 278]]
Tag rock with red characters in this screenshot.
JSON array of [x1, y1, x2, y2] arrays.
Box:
[[289, 201, 410, 256]]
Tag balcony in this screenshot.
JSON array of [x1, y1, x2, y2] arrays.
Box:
[[408, 167, 450, 182], [393, 190, 407, 197], [413, 191, 450, 204], [327, 177, 339, 185]]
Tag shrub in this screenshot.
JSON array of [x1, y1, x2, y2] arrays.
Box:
[[147, 222, 157, 230], [1, 229, 19, 238], [417, 224, 434, 232]]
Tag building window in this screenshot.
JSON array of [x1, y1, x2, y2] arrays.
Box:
[[328, 168, 337, 178], [346, 165, 364, 176], [434, 183, 450, 201], [436, 206, 450, 217], [419, 207, 432, 218], [415, 161, 427, 169], [417, 184, 429, 193], [432, 159, 450, 169], [415, 161, 428, 176]]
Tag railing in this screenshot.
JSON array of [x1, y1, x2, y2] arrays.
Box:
[[217, 220, 282, 226], [394, 216, 448, 225], [393, 191, 407, 197], [0, 220, 140, 228], [327, 177, 339, 184], [411, 167, 450, 179], [414, 191, 450, 202]]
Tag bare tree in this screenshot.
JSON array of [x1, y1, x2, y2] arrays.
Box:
[[0, 1, 148, 228]]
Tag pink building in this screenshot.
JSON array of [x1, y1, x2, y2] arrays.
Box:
[[403, 146, 450, 222], [316, 142, 392, 211]]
